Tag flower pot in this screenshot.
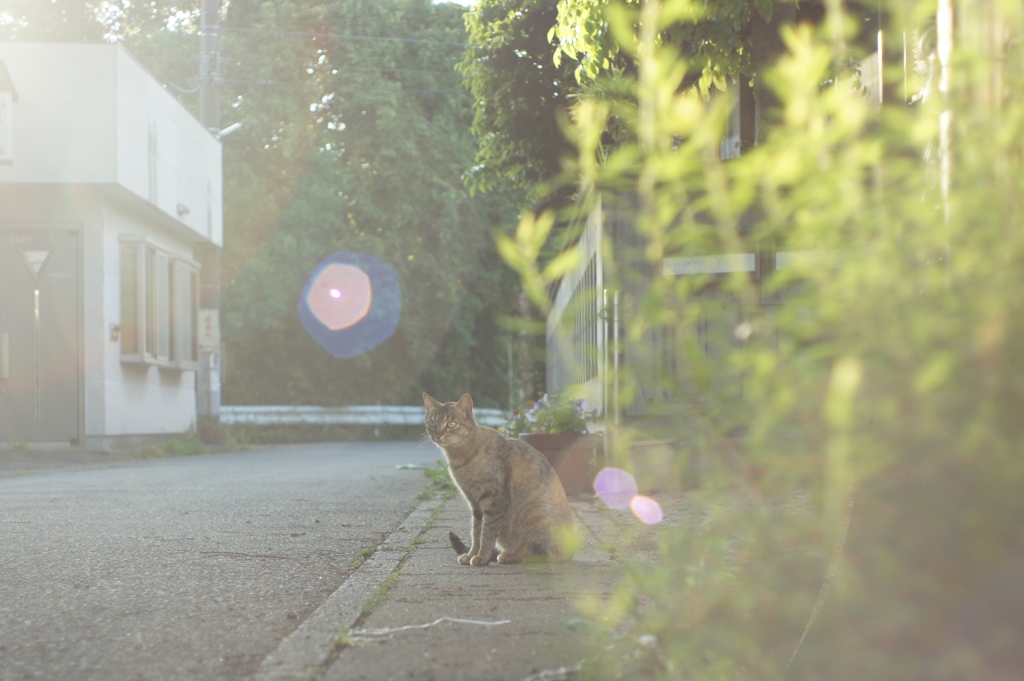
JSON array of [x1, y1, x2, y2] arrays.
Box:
[[519, 433, 603, 496]]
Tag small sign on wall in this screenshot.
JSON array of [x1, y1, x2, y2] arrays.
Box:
[[198, 308, 220, 353], [662, 253, 755, 276]]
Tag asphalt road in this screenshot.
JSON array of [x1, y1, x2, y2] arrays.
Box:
[[0, 441, 439, 681]]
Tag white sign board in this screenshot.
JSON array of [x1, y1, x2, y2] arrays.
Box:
[[662, 253, 755, 276], [198, 308, 220, 353]]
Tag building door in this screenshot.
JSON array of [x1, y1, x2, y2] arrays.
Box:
[[0, 230, 80, 444]]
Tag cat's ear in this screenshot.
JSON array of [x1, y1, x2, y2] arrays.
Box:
[[454, 393, 474, 418], [423, 393, 441, 411]]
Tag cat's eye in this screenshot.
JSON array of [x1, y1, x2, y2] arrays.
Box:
[[446, 421, 457, 429], [427, 419, 436, 428]]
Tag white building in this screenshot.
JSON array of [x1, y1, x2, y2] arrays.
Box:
[[0, 42, 223, 449]]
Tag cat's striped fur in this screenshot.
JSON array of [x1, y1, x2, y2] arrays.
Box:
[[423, 393, 574, 565]]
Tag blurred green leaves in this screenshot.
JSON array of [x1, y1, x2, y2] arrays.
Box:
[[502, 0, 1024, 678], [496, 211, 583, 311]]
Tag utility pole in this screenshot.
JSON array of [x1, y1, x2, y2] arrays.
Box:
[[199, 0, 220, 130], [197, 0, 222, 437]]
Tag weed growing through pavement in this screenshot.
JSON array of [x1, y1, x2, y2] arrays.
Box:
[[350, 546, 376, 570], [359, 569, 401, 619], [423, 459, 455, 492], [334, 627, 354, 649]]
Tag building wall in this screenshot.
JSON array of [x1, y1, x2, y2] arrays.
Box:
[[0, 186, 200, 444], [112, 47, 222, 246], [0, 42, 222, 447], [0, 42, 222, 247], [100, 198, 198, 438]]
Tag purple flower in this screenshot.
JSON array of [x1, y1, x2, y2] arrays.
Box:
[[574, 398, 586, 417]]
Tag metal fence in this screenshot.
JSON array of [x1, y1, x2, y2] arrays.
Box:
[[220, 405, 506, 427], [546, 193, 785, 420], [546, 194, 608, 418]]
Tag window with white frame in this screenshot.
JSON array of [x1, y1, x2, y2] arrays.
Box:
[[120, 238, 199, 369], [170, 258, 199, 368]]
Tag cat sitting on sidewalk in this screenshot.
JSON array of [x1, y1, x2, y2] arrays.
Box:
[[422, 393, 574, 565]]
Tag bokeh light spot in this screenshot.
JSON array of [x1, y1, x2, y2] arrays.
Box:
[[593, 467, 638, 509], [630, 495, 664, 525], [594, 467, 663, 525], [297, 251, 401, 359], [305, 264, 371, 331]]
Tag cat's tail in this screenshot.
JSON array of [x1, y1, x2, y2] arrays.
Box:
[[449, 531, 469, 555]]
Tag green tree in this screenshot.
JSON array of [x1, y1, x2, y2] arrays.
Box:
[[219, 0, 519, 407], [552, 0, 778, 94], [457, 0, 578, 200], [0, 1, 204, 94]]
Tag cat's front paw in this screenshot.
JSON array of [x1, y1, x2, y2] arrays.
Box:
[[458, 553, 472, 565], [469, 554, 489, 566]]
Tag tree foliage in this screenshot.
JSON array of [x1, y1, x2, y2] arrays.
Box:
[[552, 0, 779, 95], [216, 0, 519, 407], [0, 0, 107, 41], [457, 0, 578, 199], [506, 0, 1024, 678]]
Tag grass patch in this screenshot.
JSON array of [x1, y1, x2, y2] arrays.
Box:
[[119, 436, 206, 460]]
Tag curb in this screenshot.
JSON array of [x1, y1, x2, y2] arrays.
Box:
[[249, 494, 448, 681]]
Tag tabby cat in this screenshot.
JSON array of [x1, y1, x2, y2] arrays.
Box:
[[422, 393, 574, 565]]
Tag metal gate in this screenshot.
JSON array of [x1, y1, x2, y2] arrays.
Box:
[[0, 230, 80, 444]]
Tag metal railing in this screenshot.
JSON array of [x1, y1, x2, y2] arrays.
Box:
[[546, 194, 607, 418], [220, 404, 506, 427]]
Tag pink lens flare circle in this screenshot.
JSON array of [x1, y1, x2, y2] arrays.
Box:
[[593, 467, 663, 524], [305, 264, 372, 331], [593, 467, 638, 509], [629, 495, 664, 525]]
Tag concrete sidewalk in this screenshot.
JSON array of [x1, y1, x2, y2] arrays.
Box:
[[254, 491, 625, 681]]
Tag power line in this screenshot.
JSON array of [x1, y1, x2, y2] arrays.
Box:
[[220, 79, 466, 96], [220, 25, 469, 49], [219, 56, 460, 77], [147, 54, 462, 77]]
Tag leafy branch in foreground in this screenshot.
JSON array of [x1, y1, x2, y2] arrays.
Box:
[[505, 1, 1024, 679]]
